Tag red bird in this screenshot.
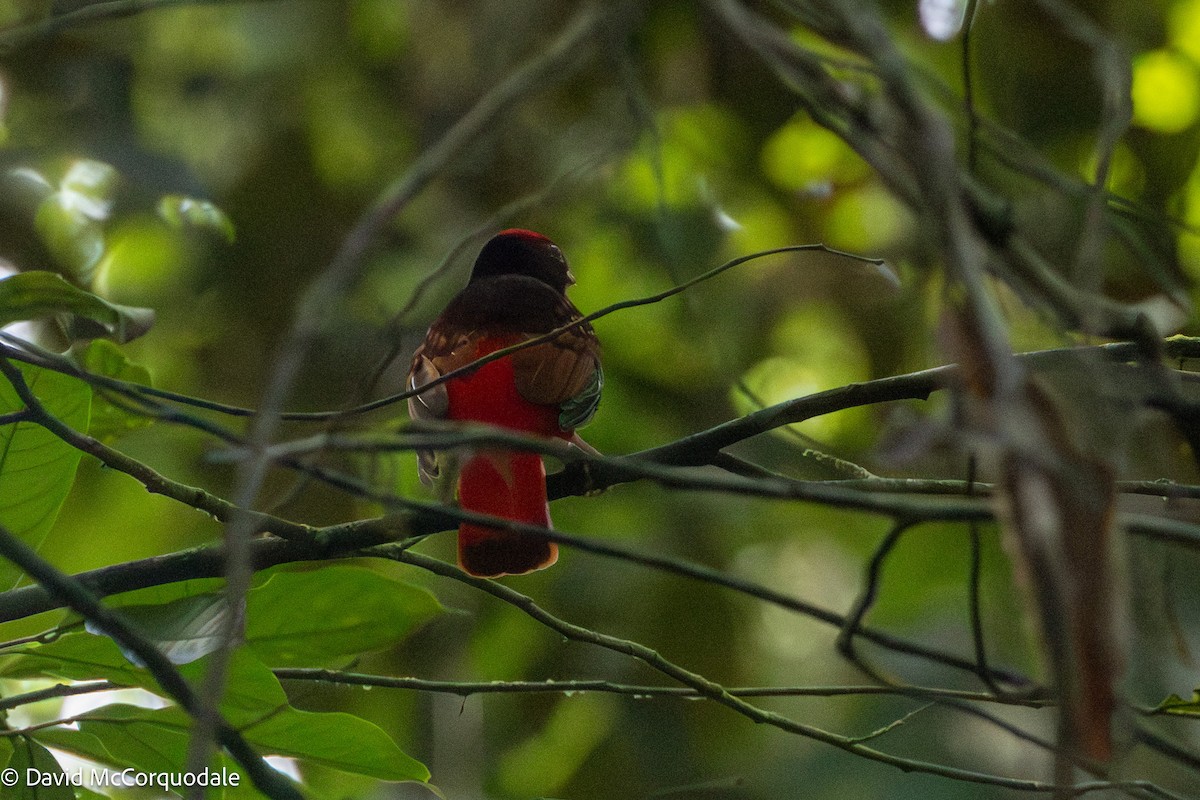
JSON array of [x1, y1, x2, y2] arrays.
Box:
[[407, 230, 602, 577]]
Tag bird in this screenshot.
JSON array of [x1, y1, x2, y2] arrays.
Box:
[[407, 230, 602, 577]]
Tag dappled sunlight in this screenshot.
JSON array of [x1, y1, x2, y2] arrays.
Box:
[[733, 539, 859, 663], [761, 114, 870, 197], [736, 305, 872, 445], [1131, 49, 1200, 134]]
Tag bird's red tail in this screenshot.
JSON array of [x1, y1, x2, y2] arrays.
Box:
[[456, 449, 558, 577]]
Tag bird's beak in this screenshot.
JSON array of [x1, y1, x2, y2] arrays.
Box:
[[565, 268, 577, 286]]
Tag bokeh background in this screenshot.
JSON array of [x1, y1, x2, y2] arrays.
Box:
[[3, 0, 1200, 798]]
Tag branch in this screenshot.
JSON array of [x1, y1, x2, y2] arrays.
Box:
[[273, 668, 1047, 706], [376, 547, 1154, 797], [0, 0, 281, 54], [0, 680, 120, 711]]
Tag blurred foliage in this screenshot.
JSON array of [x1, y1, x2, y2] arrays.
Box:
[[0, 0, 1198, 799]]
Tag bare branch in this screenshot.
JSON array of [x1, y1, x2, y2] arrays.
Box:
[[273, 668, 1047, 706]]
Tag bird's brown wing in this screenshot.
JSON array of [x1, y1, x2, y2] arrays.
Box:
[[509, 292, 601, 430], [407, 324, 481, 485], [510, 329, 597, 406], [408, 279, 600, 477]]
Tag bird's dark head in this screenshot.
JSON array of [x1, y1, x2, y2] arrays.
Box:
[[470, 229, 575, 293]]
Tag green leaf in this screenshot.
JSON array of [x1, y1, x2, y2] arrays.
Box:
[[74, 340, 153, 441], [33, 728, 116, 770], [5, 642, 429, 783], [177, 649, 289, 724], [34, 197, 105, 282], [8, 566, 439, 681], [102, 577, 226, 608], [0, 362, 91, 590], [77, 565, 441, 667], [0, 630, 146, 686], [242, 706, 428, 781], [7, 736, 75, 800], [82, 575, 229, 668], [157, 195, 236, 243], [70, 702, 428, 783], [1154, 690, 1200, 716], [0, 272, 155, 343], [72, 704, 188, 774], [243, 566, 442, 666], [0, 634, 287, 723]]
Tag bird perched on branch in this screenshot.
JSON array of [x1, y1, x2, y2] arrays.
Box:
[[407, 230, 602, 577]]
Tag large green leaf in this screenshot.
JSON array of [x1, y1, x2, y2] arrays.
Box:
[[49, 653, 426, 784], [30, 728, 114, 770], [75, 566, 442, 667], [7, 566, 441, 679], [243, 566, 442, 666], [179, 649, 289, 724], [242, 706, 428, 781], [65, 701, 427, 784], [43, 652, 426, 780], [6, 736, 75, 800], [0, 272, 154, 343], [0, 362, 91, 590], [101, 577, 226, 608], [37, 727, 252, 800], [70, 703, 189, 775]]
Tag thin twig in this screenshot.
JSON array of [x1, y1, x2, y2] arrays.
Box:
[[272, 669, 1046, 706], [837, 519, 913, 683], [0, 680, 122, 711], [961, 0, 980, 173], [376, 547, 1150, 797]]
